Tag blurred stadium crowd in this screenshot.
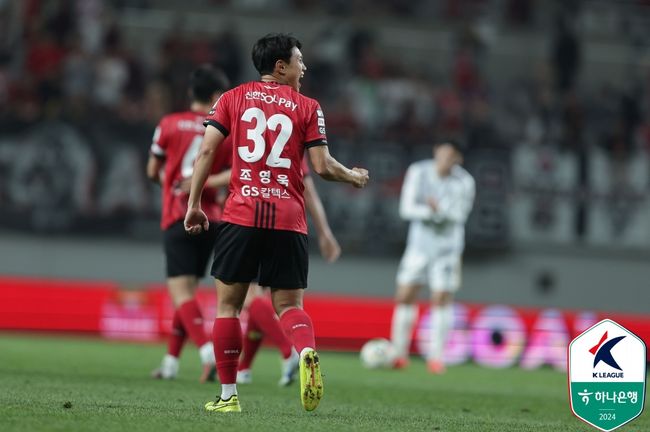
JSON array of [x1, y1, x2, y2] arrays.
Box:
[[1, 0, 650, 253]]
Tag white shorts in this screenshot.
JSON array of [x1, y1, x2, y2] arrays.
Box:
[[396, 248, 462, 292]]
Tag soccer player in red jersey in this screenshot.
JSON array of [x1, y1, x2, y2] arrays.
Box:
[[185, 33, 369, 413], [146, 65, 232, 383]]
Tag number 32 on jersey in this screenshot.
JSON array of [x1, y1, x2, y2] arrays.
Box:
[[239, 107, 292, 169]]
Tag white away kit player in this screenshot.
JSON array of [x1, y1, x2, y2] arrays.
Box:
[[390, 140, 475, 374]]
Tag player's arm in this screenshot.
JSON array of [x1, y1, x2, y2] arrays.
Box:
[[433, 174, 476, 224], [178, 168, 231, 192], [146, 154, 164, 184], [206, 169, 231, 188], [147, 124, 166, 184], [307, 145, 368, 188], [399, 164, 435, 221], [185, 126, 225, 234], [304, 175, 341, 263]]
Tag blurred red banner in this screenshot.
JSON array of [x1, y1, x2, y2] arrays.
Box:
[[0, 277, 648, 365]]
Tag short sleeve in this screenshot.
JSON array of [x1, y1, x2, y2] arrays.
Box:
[[150, 118, 169, 158], [304, 102, 328, 148], [204, 92, 231, 137]]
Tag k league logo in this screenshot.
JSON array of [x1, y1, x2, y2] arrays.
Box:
[[590, 331, 625, 376], [569, 319, 646, 431]]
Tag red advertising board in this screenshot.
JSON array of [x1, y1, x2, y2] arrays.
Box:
[[0, 276, 648, 366]]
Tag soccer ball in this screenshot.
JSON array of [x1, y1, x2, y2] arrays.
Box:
[[360, 338, 395, 369]]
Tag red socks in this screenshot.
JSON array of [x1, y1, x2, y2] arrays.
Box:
[[249, 297, 293, 358], [167, 309, 186, 357], [213, 317, 242, 384], [239, 298, 295, 371], [279, 307, 315, 354], [178, 299, 208, 347], [238, 319, 263, 371]]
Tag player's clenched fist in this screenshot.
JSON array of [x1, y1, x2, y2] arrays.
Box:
[[184, 208, 209, 235], [351, 167, 369, 188]]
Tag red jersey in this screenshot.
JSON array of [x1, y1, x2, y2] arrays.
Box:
[[151, 111, 232, 230], [204, 81, 327, 234]]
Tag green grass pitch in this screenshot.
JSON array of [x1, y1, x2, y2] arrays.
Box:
[[0, 333, 647, 431]]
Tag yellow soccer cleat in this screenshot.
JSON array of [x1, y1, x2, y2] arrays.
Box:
[[299, 350, 323, 411], [204, 395, 241, 413]]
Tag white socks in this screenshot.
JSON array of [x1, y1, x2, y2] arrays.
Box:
[[299, 347, 314, 358], [221, 384, 237, 400], [160, 354, 179, 379], [283, 348, 300, 371], [428, 303, 453, 362], [278, 349, 300, 386], [390, 304, 417, 359], [199, 342, 215, 365]]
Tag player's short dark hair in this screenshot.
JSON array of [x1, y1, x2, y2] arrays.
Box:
[[190, 65, 230, 103], [435, 139, 465, 154], [251, 33, 302, 76]]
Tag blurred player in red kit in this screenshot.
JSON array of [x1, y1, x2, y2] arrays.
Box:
[[185, 33, 369, 412], [236, 157, 341, 387], [146, 65, 232, 383]]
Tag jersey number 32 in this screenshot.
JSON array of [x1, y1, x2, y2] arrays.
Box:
[[239, 107, 292, 169]]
